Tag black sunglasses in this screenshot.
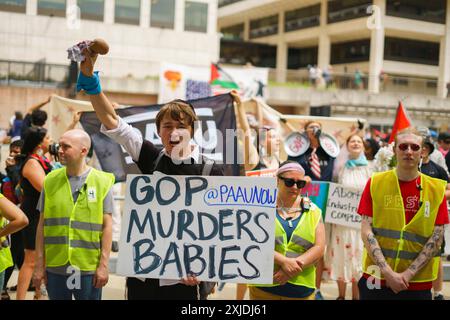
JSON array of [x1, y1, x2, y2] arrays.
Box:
[[279, 176, 307, 189]]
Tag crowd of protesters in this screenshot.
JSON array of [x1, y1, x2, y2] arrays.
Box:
[[0, 44, 449, 301]]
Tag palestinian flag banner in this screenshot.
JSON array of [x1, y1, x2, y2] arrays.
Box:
[[210, 63, 239, 95]]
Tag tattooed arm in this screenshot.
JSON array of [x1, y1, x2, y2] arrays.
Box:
[[361, 215, 408, 293], [400, 225, 444, 283]]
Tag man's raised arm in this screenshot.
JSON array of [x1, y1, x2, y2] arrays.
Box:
[[79, 49, 119, 130]]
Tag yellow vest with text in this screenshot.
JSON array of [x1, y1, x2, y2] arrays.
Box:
[[255, 203, 322, 289], [0, 193, 14, 273], [43, 168, 114, 271], [362, 170, 446, 282]]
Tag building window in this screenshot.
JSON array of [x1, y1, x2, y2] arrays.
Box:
[[330, 39, 370, 64], [150, 0, 175, 29], [38, 0, 65, 17], [185, 1, 208, 33], [328, 0, 371, 24], [288, 47, 318, 69], [285, 4, 320, 32], [221, 24, 244, 41], [219, 39, 276, 68], [78, 0, 104, 21], [249, 15, 278, 39], [115, 0, 140, 25], [386, 0, 446, 24], [218, 0, 242, 7], [384, 37, 439, 66], [0, 0, 26, 13]]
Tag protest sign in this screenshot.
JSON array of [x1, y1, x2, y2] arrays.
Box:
[[325, 183, 363, 229], [245, 169, 277, 177], [301, 181, 329, 221], [117, 172, 277, 284]]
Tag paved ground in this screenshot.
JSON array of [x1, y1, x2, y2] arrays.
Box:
[[6, 263, 450, 300]]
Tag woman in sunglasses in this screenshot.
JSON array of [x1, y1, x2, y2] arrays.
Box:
[[328, 134, 373, 300], [249, 161, 326, 300]]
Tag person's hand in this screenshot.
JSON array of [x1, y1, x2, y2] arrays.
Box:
[[384, 269, 408, 293], [5, 156, 16, 167], [80, 48, 98, 77], [72, 111, 82, 124], [273, 269, 290, 285], [181, 274, 200, 286], [33, 264, 47, 289], [280, 257, 302, 278], [93, 265, 109, 288], [230, 90, 242, 105], [399, 269, 414, 286]]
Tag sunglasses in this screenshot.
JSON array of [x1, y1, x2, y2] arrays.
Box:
[[398, 143, 421, 152], [279, 176, 307, 189]]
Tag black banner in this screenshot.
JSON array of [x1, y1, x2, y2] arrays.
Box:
[[80, 93, 238, 182]]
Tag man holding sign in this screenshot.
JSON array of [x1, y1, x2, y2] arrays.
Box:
[[76, 42, 226, 300]]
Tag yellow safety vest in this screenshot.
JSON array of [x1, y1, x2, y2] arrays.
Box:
[[255, 202, 322, 289], [362, 170, 446, 282], [43, 167, 114, 271], [0, 193, 14, 274]]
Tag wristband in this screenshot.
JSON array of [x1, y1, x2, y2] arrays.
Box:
[[76, 71, 102, 95]]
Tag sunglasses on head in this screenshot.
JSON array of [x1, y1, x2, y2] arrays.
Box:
[[398, 143, 421, 151], [279, 176, 307, 189]]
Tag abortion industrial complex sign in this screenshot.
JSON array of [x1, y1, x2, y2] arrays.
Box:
[[117, 173, 277, 284]]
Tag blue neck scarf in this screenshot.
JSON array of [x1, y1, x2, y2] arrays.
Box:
[[345, 154, 368, 168]]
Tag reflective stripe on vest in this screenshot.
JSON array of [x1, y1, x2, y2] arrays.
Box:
[[254, 203, 322, 289], [362, 170, 445, 282], [43, 167, 114, 271]]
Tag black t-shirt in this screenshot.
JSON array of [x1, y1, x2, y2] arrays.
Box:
[[136, 140, 224, 176], [421, 160, 450, 182], [288, 146, 335, 182]]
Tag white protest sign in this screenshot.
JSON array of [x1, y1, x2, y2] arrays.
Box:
[[117, 172, 277, 284], [325, 183, 362, 229]]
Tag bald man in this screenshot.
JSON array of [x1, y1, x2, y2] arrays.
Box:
[[33, 129, 115, 300]]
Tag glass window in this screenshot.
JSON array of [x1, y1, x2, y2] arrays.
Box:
[[150, 0, 175, 29], [384, 37, 439, 66], [386, 0, 446, 24], [221, 24, 244, 41], [285, 4, 320, 32], [288, 47, 318, 69], [185, 1, 208, 33], [78, 0, 104, 21], [0, 0, 26, 13], [330, 39, 370, 64], [218, 0, 242, 8], [219, 39, 276, 68], [115, 0, 140, 25], [328, 0, 371, 24], [249, 15, 278, 39], [38, 0, 66, 17]]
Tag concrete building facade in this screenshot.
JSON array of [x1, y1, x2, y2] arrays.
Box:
[[0, 0, 218, 128], [218, 0, 450, 129]]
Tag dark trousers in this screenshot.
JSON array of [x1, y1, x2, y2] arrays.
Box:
[[126, 277, 198, 300], [358, 277, 432, 300], [3, 230, 24, 290]]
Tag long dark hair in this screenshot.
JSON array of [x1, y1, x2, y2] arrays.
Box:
[[15, 127, 47, 166]]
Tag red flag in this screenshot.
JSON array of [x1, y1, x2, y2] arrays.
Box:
[[388, 101, 411, 144]]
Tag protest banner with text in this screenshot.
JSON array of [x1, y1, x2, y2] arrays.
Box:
[[117, 173, 277, 284]]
